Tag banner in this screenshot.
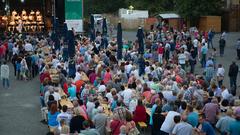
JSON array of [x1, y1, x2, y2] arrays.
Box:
[[65, 0, 83, 32]]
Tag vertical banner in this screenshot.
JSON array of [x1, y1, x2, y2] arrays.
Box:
[[65, 0, 83, 32]]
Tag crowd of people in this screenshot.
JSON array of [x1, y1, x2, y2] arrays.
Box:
[[0, 21, 240, 135]]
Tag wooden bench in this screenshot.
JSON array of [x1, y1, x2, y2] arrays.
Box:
[[138, 122, 147, 134]]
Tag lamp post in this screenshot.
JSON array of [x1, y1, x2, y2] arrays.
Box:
[[52, 0, 56, 32]]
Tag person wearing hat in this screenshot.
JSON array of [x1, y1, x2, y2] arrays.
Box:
[[228, 107, 240, 135]]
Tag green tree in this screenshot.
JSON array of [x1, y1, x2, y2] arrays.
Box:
[[175, 0, 223, 26], [84, 0, 126, 16], [125, 0, 165, 16]]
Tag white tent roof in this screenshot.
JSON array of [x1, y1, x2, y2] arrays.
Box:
[[158, 13, 180, 19]]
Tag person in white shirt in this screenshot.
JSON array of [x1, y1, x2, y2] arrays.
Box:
[[98, 83, 106, 93], [178, 50, 186, 70], [74, 68, 81, 83], [216, 64, 225, 87], [193, 38, 199, 48], [221, 85, 231, 100], [51, 55, 60, 69], [160, 106, 180, 134], [57, 105, 72, 125], [121, 87, 133, 107], [24, 41, 33, 52], [125, 61, 133, 77], [128, 91, 138, 113], [0, 61, 10, 89], [105, 89, 113, 103], [12, 44, 19, 55], [86, 96, 95, 119]]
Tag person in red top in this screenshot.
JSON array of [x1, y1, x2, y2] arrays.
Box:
[[103, 68, 112, 84], [75, 79, 84, 98], [40, 70, 51, 83], [158, 43, 164, 64], [89, 71, 97, 84], [110, 118, 126, 135], [133, 99, 147, 123]]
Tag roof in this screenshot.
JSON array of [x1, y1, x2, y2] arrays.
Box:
[[158, 13, 180, 19]]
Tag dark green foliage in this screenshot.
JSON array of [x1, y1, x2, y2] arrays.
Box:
[[174, 0, 223, 26]]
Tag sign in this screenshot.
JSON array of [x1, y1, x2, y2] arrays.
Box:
[[65, 0, 83, 32]]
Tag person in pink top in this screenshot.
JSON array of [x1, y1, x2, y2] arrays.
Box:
[[158, 43, 164, 64], [103, 68, 112, 84], [89, 71, 97, 84]]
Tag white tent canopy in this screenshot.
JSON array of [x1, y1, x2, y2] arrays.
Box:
[[158, 13, 180, 19]]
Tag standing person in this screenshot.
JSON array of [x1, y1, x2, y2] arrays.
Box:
[[189, 49, 197, 73], [201, 43, 208, 68], [208, 29, 214, 49], [158, 43, 164, 64], [228, 61, 239, 96], [20, 57, 28, 81], [217, 64, 225, 87], [11, 54, 18, 77], [138, 55, 145, 77], [178, 49, 186, 70], [132, 99, 147, 123], [8, 39, 14, 62], [204, 64, 215, 82], [219, 36, 226, 57], [236, 38, 240, 60], [0, 61, 10, 89], [48, 104, 60, 133]]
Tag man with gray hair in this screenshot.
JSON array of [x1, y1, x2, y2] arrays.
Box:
[[92, 106, 108, 135]]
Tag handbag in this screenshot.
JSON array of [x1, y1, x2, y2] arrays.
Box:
[[128, 122, 140, 135]]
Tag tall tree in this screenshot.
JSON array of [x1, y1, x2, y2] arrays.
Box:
[[84, 0, 126, 16], [175, 0, 223, 26]]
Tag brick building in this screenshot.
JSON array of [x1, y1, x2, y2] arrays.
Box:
[[222, 0, 240, 31]]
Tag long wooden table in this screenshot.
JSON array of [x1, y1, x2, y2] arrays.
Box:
[[60, 98, 74, 108]]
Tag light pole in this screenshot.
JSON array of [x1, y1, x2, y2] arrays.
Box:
[[52, 0, 56, 32]]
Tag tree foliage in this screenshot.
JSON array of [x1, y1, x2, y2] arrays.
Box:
[[84, 0, 175, 16], [83, 0, 223, 23], [84, 0, 127, 16], [174, 0, 223, 26]]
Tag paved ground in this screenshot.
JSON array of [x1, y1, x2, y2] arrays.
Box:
[[0, 67, 48, 134], [0, 32, 239, 135]]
